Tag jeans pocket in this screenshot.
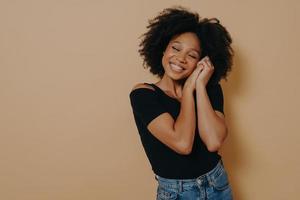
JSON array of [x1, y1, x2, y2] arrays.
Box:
[[156, 185, 178, 200], [210, 167, 230, 191]]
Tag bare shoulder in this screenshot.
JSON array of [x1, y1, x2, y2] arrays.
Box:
[[215, 110, 225, 119], [131, 83, 155, 92]]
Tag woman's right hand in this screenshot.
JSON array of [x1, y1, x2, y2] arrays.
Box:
[[183, 63, 205, 91]]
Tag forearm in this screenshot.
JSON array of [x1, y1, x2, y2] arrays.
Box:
[[173, 87, 196, 153], [196, 84, 227, 151]]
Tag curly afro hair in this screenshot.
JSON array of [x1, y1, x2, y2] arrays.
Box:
[[138, 6, 234, 85]]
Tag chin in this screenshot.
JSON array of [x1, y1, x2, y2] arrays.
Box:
[[166, 72, 188, 84]]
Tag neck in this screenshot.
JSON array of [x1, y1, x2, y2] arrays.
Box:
[[156, 74, 186, 98]]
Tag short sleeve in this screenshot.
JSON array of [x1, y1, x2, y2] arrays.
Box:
[[206, 83, 224, 115], [129, 88, 168, 127]]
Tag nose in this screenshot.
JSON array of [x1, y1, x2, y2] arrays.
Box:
[[176, 53, 187, 64]]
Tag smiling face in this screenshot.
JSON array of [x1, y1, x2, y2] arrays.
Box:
[[162, 32, 201, 81]]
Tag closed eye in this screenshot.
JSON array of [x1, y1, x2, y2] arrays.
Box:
[[172, 46, 179, 51]]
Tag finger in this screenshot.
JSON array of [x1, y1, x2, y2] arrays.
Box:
[[200, 61, 210, 71], [200, 56, 208, 62], [193, 64, 204, 77], [195, 65, 203, 75], [200, 61, 213, 73], [205, 57, 214, 69], [197, 61, 205, 68], [197, 63, 205, 74], [202, 57, 212, 68], [197, 63, 204, 70], [204, 58, 210, 67]]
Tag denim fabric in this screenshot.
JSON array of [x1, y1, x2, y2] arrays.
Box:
[[154, 160, 233, 200]]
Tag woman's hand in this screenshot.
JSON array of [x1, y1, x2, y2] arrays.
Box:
[[196, 56, 215, 87], [183, 62, 205, 91]]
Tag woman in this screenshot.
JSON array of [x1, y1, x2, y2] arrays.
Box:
[[129, 6, 234, 200]]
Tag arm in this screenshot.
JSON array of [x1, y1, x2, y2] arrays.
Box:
[[147, 86, 196, 155], [196, 84, 228, 152], [131, 65, 202, 155]]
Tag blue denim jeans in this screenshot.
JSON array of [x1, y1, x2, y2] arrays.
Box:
[[154, 160, 233, 200]]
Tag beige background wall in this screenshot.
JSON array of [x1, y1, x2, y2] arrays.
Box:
[[0, 0, 299, 199]]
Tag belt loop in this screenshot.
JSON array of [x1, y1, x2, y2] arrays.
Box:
[[178, 180, 183, 193], [206, 173, 212, 187], [196, 177, 202, 185]]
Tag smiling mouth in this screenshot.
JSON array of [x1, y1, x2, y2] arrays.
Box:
[[170, 63, 185, 72]]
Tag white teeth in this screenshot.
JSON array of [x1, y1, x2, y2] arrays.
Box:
[[170, 63, 184, 72]]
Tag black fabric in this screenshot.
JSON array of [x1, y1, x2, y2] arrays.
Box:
[[206, 83, 224, 115], [129, 82, 224, 179]]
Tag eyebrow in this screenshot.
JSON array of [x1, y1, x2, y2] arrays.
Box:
[[172, 41, 201, 55]]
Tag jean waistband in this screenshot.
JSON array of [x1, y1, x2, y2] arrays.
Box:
[[154, 159, 225, 188]]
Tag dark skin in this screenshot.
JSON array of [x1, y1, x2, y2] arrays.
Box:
[[132, 32, 227, 154], [156, 32, 228, 152]]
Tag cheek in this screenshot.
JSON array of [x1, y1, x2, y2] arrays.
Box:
[[162, 54, 168, 65], [161, 54, 171, 68], [188, 60, 199, 68], [162, 52, 174, 64], [184, 60, 199, 75], [165, 51, 175, 59]]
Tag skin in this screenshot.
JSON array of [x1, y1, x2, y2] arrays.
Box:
[[195, 57, 228, 152], [132, 32, 228, 153]]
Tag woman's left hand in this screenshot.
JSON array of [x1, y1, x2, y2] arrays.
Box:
[[196, 56, 215, 87]]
